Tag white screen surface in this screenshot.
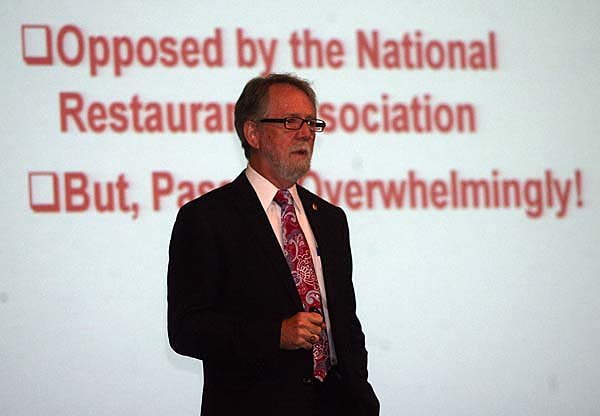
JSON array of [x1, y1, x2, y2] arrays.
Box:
[[2, 1, 600, 414]]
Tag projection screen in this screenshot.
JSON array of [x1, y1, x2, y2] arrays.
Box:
[[2, 1, 599, 414]]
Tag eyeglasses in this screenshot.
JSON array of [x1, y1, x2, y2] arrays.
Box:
[[258, 117, 327, 132]]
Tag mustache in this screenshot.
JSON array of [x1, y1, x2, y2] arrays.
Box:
[[290, 146, 312, 153]]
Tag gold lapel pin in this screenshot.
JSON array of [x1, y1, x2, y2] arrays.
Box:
[[312, 203, 318, 211]]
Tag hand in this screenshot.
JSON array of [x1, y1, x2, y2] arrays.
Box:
[[280, 312, 325, 350]]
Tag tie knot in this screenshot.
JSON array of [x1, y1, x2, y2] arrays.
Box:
[[274, 189, 293, 209]]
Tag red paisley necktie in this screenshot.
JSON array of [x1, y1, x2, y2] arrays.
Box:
[[274, 189, 331, 382]]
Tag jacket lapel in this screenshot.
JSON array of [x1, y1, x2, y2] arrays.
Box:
[[228, 173, 303, 311]]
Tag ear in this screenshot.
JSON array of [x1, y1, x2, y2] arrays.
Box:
[[244, 120, 260, 150]]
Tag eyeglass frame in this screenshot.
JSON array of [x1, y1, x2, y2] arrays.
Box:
[[258, 117, 327, 132]]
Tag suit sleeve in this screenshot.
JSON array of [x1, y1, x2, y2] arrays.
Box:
[[336, 208, 369, 377], [336, 208, 381, 415], [167, 202, 281, 364]]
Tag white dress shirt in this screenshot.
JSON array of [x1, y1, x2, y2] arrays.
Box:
[[245, 165, 337, 364]]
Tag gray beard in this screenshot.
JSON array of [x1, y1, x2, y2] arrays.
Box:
[[267, 151, 312, 184]]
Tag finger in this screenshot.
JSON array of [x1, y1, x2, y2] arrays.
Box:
[[294, 332, 314, 350], [301, 341, 313, 350], [304, 323, 323, 336], [301, 335, 317, 349], [306, 312, 324, 325], [299, 327, 320, 343], [296, 315, 323, 333]]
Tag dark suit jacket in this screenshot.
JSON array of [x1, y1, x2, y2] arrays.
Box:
[[168, 172, 379, 416]]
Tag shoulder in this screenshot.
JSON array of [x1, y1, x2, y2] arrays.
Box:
[[297, 184, 347, 221], [176, 172, 248, 219]]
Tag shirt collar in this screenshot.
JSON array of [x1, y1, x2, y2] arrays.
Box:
[[245, 164, 305, 217]]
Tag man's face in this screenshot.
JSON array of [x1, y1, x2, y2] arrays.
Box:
[[248, 83, 316, 188]]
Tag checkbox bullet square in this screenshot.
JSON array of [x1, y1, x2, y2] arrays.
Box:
[[21, 24, 53, 65], [29, 172, 60, 212]]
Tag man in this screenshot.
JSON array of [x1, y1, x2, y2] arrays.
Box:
[[168, 73, 379, 415]]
